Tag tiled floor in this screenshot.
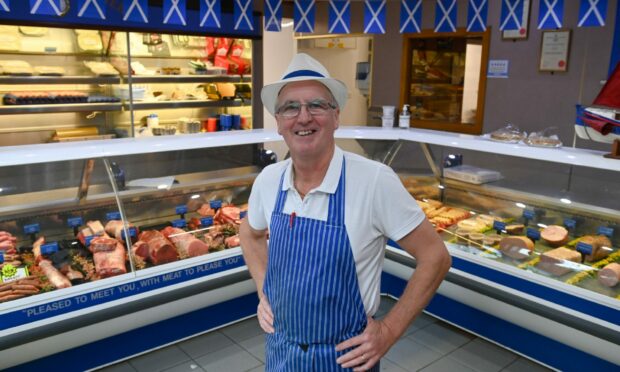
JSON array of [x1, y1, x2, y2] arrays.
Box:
[[96, 297, 552, 372]]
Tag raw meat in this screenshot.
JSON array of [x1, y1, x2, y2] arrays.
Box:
[[86, 220, 105, 236], [161, 226, 210, 258], [139, 230, 178, 265], [214, 206, 241, 225], [105, 220, 138, 241], [89, 236, 118, 253], [38, 260, 72, 289], [93, 242, 127, 278], [224, 235, 240, 248], [131, 240, 150, 261]]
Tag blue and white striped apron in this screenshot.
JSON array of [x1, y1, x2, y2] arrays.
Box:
[[263, 160, 379, 371]]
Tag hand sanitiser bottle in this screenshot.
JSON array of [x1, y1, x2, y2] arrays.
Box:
[[399, 104, 410, 129]]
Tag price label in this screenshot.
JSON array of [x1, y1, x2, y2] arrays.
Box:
[[598, 226, 614, 238], [23, 223, 40, 234], [564, 218, 576, 229], [67, 217, 83, 228], [240, 210, 247, 219], [200, 217, 213, 227], [120, 227, 137, 240], [209, 199, 222, 210], [175, 205, 188, 215], [522, 209, 535, 220], [493, 221, 506, 232], [526, 228, 541, 241], [0, 251, 4, 264], [576, 242, 593, 256], [40, 242, 59, 255], [172, 219, 186, 228], [85, 235, 95, 247], [106, 211, 122, 221]]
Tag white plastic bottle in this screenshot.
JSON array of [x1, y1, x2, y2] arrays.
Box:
[[147, 113, 159, 129], [399, 104, 410, 129]]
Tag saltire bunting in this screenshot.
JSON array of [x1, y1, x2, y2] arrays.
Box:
[[234, 0, 254, 31], [467, 0, 488, 32], [200, 0, 221, 28], [364, 0, 386, 34], [538, 0, 563, 29], [294, 0, 315, 33], [328, 0, 351, 34], [123, 0, 148, 23], [30, 0, 66, 16], [163, 0, 186, 26], [578, 0, 607, 27], [435, 0, 457, 33], [500, 0, 524, 31], [264, 0, 282, 31], [0, 0, 9, 12], [78, 0, 106, 20], [400, 0, 422, 33]]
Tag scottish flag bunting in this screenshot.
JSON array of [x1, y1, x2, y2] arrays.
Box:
[[435, 0, 457, 33], [234, 0, 254, 30], [123, 0, 148, 23], [294, 0, 315, 33], [78, 0, 106, 19], [163, 0, 186, 26], [578, 0, 607, 27], [364, 0, 386, 34], [500, 0, 524, 31], [200, 0, 221, 28], [264, 0, 282, 31], [328, 0, 351, 34], [467, 0, 488, 32], [30, 0, 66, 16], [0, 0, 8, 12], [400, 0, 422, 33], [538, 0, 563, 29]]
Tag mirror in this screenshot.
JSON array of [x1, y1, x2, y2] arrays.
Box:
[[400, 29, 490, 134]]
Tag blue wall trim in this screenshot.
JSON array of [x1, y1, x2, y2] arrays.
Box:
[[381, 272, 618, 371], [0, 1, 261, 38], [609, 1, 620, 77], [7, 292, 259, 372]]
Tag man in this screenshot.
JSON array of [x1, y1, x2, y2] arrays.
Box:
[[240, 53, 450, 371]]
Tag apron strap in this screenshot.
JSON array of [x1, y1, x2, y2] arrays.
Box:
[[273, 168, 288, 214], [326, 159, 346, 226]]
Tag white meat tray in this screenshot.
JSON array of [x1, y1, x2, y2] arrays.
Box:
[[443, 165, 502, 184]]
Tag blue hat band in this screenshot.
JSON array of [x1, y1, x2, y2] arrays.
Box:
[[282, 69, 325, 80]]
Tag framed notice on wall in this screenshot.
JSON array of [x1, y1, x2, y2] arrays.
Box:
[[539, 30, 571, 72], [502, 0, 530, 40]]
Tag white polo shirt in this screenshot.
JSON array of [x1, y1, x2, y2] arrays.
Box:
[[248, 146, 425, 315]]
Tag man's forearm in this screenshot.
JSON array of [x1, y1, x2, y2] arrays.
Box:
[[239, 220, 269, 295]]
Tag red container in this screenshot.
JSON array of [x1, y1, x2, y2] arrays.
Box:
[[206, 118, 217, 132]]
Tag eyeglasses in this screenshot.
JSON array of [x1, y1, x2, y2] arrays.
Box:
[[276, 99, 337, 119]]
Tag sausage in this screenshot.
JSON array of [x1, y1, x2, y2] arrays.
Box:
[[499, 236, 534, 260], [598, 263, 620, 287], [540, 225, 569, 247], [39, 260, 72, 289]]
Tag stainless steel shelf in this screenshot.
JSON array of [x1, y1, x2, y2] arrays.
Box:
[[128, 75, 251, 84], [0, 75, 120, 85], [127, 99, 249, 110], [0, 102, 122, 115]]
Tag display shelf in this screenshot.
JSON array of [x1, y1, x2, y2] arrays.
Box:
[[0, 102, 122, 115], [0, 75, 121, 85], [128, 75, 251, 84], [0, 129, 282, 166], [126, 99, 248, 111], [334, 127, 620, 172]]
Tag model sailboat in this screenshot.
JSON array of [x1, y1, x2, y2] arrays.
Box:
[[575, 63, 620, 157]]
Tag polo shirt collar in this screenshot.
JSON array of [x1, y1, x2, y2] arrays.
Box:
[[282, 146, 344, 195]]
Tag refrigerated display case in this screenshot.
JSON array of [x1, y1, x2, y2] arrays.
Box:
[[1, 127, 618, 371]]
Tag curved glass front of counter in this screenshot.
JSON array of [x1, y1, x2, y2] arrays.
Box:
[[386, 140, 620, 301]]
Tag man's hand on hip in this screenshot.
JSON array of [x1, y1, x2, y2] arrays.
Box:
[[335, 316, 397, 371], [257, 294, 275, 334]]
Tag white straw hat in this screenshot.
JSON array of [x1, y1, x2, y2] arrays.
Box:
[[261, 53, 348, 115]]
